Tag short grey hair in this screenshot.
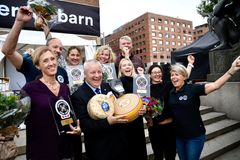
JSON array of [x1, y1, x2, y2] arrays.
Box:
[[83, 59, 102, 74], [170, 63, 188, 78]]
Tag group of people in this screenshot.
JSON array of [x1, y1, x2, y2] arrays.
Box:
[[1, 5, 240, 160]]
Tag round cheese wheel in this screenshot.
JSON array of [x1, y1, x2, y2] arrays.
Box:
[[114, 93, 142, 122], [87, 94, 114, 120]]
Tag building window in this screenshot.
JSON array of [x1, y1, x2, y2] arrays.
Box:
[[152, 47, 157, 52], [177, 22, 180, 26], [166, 48, 170, 52], [158, 25, 162, 30], [165, 41, 169, 45], [158, 18, 162, 23], [171, 34, 175, 39], [159, 40, 163, 45], [159, 33, 163, 38], [152, 32, 156, 37], [151, 25, 155, 29], [160, 55, 164, 59], [171, 27, 175, 32], [188, 37, 192, 41], [187, 24, 191, 28], [165, 33, 169, 38], [171, 41, 176, 46], [160, 47, 164, 52], [164, 20, 168, 24], [182, 23, 186, 27], [183, 36, 186, 40], [164, 27, 169, 31], [170, 21, 175, 25], [153, 55, 157, 59], [178, 42, 181, 46], [151, 17, 155, 22], [177, 35, 181, 39], [152, 39, 157, 44]]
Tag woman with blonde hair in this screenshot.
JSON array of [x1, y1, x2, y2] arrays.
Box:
[[22, 46, 81, 160], [94, 45, 116, 64], [169, 56, 240, 160], [118, 58, 147, 160]]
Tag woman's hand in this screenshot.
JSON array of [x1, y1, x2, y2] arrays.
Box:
[[67, 119, 81, 135], [137, 67, 145, 75], [187, 55, 195, 64]]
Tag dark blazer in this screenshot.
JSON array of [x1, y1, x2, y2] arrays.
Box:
[[71, 82, 128, 160]]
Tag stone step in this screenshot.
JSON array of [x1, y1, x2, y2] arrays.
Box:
[[202, 112, 227, 125], [205, 119, 240, 141], [201, 128, 240, 160], [200, 105, 214, 115], [214, 145, 240, 160]]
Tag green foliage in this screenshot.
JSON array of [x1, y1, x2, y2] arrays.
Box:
[[0, 94, 20, 114], [197, 0, 219, 17], [0, 93, 30, 129]]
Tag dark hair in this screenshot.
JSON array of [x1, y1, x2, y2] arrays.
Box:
[[148, 64, 163, 74]]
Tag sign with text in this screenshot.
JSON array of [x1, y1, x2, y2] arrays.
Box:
[[0, 0, 100, 36]]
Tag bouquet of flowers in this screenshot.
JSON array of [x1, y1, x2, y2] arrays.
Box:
[[0, 93, 30, 135], [27, 0, 60, 30], [142, 96, 163, 127], [0, 93, 31, 159]]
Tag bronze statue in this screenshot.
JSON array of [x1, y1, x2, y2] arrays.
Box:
[[209, 0, 240, 51]]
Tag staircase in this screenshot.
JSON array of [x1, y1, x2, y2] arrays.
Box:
[[15, 105, 240, 160], [145, 105, 240, 160]]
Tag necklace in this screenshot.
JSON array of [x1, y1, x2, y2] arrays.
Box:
[[41, 78, 59, 91]]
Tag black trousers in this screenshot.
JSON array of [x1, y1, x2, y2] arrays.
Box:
[[148, 122, 176, 160]]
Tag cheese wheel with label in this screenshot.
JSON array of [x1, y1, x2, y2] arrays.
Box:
[[87, 94, 114, 120], [114, 93, 142, 122]]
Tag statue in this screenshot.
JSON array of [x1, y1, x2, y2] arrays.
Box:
[[209, 0, 240, 51]]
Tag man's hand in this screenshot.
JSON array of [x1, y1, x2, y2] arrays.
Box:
[[107, 114, 128, 125], [121, 47, 130, 59], [16, 6, 33, 23]]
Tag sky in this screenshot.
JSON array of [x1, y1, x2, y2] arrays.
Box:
[[99, 0, 208, 36]]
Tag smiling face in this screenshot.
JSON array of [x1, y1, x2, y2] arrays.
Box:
[[98, 49, 110, 64], [38, 51, 57, 77], [150, 67, 163, 84], [119, 36, 133, 56], [119, 59, 134, 77], [47, 38, 64, 58], [170, 64, 188, 91], [84, 61, 103, 88], [67, 48, 81, 66]]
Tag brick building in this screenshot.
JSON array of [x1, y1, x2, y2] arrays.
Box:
[[105, 12, 193, 67], [193, 23, 209, 41]]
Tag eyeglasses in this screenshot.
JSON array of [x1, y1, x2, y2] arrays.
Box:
[[151, 72, 161, 75]]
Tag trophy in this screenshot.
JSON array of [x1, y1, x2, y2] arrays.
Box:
[[133, 74, 150, 97], [102, 63, 117, 82], [49, 96, 77, 135], [27, 0, 60, 30]]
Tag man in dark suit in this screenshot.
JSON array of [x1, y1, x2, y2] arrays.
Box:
[[71, 59, 128, 160]]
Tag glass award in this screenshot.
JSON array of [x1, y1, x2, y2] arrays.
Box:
[[102, 63, 117, 82], [49, 96, 77, 135], [133, 74, 150, 97], [108, 79, 125, 96]]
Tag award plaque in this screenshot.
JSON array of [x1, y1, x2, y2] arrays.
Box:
[[102, 63, 117, 81], [133, 74, 150, 97], [108, 79, 125, 96], [66, 65, 84, 94], [50, 96, 77, 135]]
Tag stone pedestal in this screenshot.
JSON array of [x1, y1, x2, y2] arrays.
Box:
[[207, 41, 240, 82]]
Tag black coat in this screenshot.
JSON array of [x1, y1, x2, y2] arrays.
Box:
[[71, 82, 128, 160]]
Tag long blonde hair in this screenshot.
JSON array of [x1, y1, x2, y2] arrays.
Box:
[[118, 58, 136, 78], [94, 45, 116, 63]]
